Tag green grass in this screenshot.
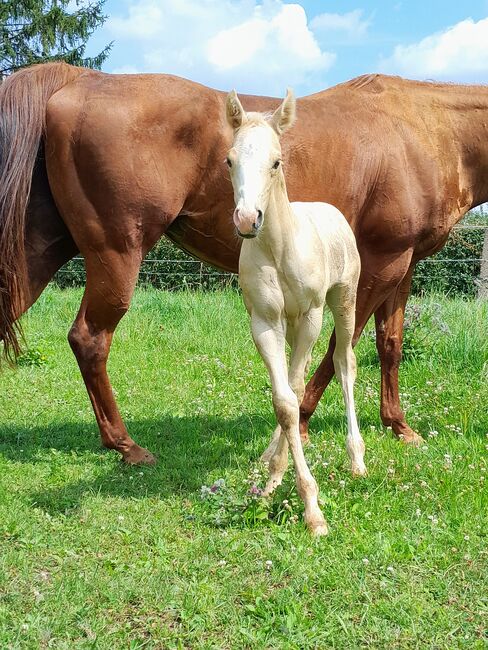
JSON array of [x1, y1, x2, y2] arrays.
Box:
[[0, 287, 487, 649]]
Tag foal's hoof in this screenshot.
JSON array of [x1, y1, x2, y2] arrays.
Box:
[[260, 444, 277, 464], [351, 463, 368, 478], [305, 511, 329, 537], [308, 519, 329, 537], [122, 444, 156, 465], [262, 477, 283, 497]]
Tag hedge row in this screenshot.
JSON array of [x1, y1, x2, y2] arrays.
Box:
[[411, 227, 485, 297], [54, 224, 487, 297], [54, 237, 238, 291]]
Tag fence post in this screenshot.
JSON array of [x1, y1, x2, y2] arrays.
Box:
[[479, 227, 488, 299]]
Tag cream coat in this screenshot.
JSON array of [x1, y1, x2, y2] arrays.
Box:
[[226, 90, 367, 536]]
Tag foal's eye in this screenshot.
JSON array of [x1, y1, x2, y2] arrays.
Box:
[[272, 160, 281, 169], [225, 157, 232, 168]]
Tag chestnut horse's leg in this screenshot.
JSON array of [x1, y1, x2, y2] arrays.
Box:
[[67, 252, 155, 465], [374, 267, 423, 445], [299, 250, 414, 442]]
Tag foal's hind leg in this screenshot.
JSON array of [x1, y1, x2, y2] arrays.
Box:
[[68, 253, 154, 464], [326, 284, 367, 477], [299, 250, 414, 443]]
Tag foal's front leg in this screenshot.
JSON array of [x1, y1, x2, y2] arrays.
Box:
[[251, 312, 327, 536], [260, 317, 313, 463]]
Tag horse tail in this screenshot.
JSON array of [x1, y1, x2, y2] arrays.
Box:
[[0, 62, 85, 362]]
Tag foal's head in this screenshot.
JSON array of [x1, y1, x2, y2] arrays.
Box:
[[225, 89, 296, 238]]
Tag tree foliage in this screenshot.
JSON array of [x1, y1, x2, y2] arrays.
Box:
[[0, 0, 111, 77]]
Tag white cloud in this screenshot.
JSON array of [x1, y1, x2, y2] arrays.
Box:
[[104, 0, 336, 95], [310, 9, 370, 38], [380, 17, 488, 81], [207, 5, 332, 73], [109, 2, 165, 39], [207, 17, 270, 70]]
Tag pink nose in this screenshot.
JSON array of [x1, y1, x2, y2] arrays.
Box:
[[233, 207, 263, 236]]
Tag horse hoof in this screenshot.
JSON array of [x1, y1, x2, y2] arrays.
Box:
[[300, 434, 310, 446], [122, 445, 156, 465], [399, 431, 424, 447], [262, 478, 282, 497], [392, 421, 424, 446]]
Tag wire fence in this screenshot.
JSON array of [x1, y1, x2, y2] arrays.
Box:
[[53, 223, 488, 297]]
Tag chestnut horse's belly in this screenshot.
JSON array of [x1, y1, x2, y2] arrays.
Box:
[[166, 211, 241, 274]]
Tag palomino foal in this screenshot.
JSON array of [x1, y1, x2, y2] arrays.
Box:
[[226, 89, 367, 536]]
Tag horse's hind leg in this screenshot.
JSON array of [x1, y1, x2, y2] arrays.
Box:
[[8, 156, 79, 322], [326, 284, 367, 477], [23, 157, 78, 310], [68, 252, 154, 465], [374, 267, 423, 445]]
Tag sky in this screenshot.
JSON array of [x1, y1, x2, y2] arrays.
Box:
[[87, 0, 488, 96]]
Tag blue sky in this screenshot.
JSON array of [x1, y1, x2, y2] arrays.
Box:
[[88, 0, 488, 96]]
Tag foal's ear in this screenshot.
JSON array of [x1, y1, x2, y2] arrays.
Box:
[[226, 90, 247, 130], [270, 88, 296, 135]]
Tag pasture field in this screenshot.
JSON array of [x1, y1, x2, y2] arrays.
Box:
[[0, 287, 487, 649]]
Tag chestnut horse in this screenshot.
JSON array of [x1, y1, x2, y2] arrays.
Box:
[[1, 63, 487, 463]]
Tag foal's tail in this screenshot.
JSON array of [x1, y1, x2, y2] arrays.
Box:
[[0, 62, 84, 362]]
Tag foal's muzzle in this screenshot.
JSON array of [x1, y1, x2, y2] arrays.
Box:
[[235, 209, 263, 239]]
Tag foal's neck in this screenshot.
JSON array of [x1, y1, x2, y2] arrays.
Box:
[[259, 172, 298, 259]]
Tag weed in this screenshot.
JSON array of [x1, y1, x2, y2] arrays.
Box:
[[15, 346, 49, 367]]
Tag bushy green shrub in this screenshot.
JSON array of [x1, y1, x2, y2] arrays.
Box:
[[411, 227, 485, 297], [53, 237, 238, 290]]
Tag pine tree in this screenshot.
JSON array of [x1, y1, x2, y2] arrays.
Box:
[[0, 0, 112, 78]]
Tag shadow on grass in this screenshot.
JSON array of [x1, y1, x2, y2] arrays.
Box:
[[0, 411, 370, 515], [0, 410, 380, 512]]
